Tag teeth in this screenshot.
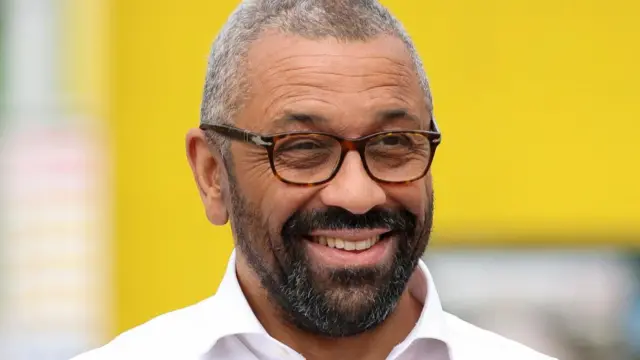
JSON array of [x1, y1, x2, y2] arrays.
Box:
[[344, 241, 355, 251], [312, 235, 380, 251], [355, 240, 368, 250]]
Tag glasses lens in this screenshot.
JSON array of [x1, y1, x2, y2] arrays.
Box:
[[272, 134, 341, 184], [365, 132, 431, 182]]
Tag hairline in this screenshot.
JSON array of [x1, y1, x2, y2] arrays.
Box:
[[200, 4, 433, 154]]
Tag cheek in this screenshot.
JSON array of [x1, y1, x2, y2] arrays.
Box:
[[261, 185, 318, 234], [233, 155, 317, 234], [233, 157, 272, 202], [385, 181, 431, 218], [236, 156, 272, 183]]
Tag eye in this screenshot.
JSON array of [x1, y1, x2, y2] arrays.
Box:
[[278, 139, 324, 151], [372, 134, 413, 147], [275, 134, 338, 153], [290, 140, 322, 150]]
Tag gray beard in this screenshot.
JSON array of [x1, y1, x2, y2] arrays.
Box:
[[225, 166, 433, 337]]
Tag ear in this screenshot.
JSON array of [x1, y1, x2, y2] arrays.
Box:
[[185, 128, 229, 225]]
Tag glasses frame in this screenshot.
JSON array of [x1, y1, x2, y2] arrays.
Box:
[[200, 118, 442, 186]]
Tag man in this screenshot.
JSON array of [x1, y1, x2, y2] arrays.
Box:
[[73, 1, 557, 359]]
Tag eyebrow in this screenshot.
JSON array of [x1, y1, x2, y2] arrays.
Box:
[[273, 112, 327, 128], [271, 108, 424, 131], [376, 108, 423, 128]]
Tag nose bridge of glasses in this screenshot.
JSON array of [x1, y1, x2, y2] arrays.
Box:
[[337, 138, 370, 171], [333, 150, 377, 187], [340, 139, 358, 152]]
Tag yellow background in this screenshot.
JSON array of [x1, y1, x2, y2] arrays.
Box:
[[69, 0, 640, 336]]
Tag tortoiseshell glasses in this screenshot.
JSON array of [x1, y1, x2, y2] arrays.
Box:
[[200, 118, 441, 186]]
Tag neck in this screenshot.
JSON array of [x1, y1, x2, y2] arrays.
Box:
[[236, 255, 423, 360]]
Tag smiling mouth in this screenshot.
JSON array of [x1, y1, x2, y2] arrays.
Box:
[[304, 231, 393, 252]]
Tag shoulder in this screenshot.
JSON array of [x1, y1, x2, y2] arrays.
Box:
[[69, 297, 218, 360], [443, 312, 558, 360]]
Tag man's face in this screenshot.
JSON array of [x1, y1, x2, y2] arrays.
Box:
[[224, 32, 434, 337]]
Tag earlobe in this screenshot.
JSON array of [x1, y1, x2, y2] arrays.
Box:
[[185, 128, 229, 225]]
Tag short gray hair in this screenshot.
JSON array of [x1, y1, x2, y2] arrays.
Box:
[[200, 0, 433, 149]]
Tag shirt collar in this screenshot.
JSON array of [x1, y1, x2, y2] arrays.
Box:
[[403, 258, 451, 344], [197, 249, 451, 356]]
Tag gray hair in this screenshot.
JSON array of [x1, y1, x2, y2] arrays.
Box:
[[200, 0, 433, 150]]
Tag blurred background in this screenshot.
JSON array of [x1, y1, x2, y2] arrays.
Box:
[[0, 0, 638, 359]]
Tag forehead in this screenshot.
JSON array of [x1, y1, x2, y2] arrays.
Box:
[[240, 31, 428, 133], [248, 29, 415, 68]]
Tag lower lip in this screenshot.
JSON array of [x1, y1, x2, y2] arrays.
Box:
[[304, 236, 393, 267]]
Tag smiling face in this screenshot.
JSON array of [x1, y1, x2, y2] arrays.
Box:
[[191, 30, 435, 337]]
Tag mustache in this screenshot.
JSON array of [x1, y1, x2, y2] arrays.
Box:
[[281, 206, 417, 237]]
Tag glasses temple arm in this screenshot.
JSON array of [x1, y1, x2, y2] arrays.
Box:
[[430, 117, 441, 133], [201, 124, 274, 147]]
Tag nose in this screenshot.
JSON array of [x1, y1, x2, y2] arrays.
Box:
[[319, 151, 387, 214]]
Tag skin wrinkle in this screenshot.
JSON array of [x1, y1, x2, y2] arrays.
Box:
[[238, 33, 428, 334], [262, 50, 416, 71], [190, 28, 434, 359], [259, 61, 414, 86], [266, 110, 425, 137], [272, 69, 414, 80], [269, 80, 414, 95], [201, 5, 435, 140], [262, 89, 418, 127], [252, 56, 421, 128], [266, 79, 409, 95], [191, 4, 439, 356], [263, 87, 339, 117], [258, 63, 417, 98], [259, 80, 421, 132], [262, 94, 423, 135], [236, 159, 272, 189], [252, 45, 415, 78]]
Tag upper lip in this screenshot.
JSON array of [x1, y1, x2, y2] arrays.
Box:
[[307, 229, 390, 241]]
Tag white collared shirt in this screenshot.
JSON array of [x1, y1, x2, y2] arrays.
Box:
[[72, 250, 557, 360]]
